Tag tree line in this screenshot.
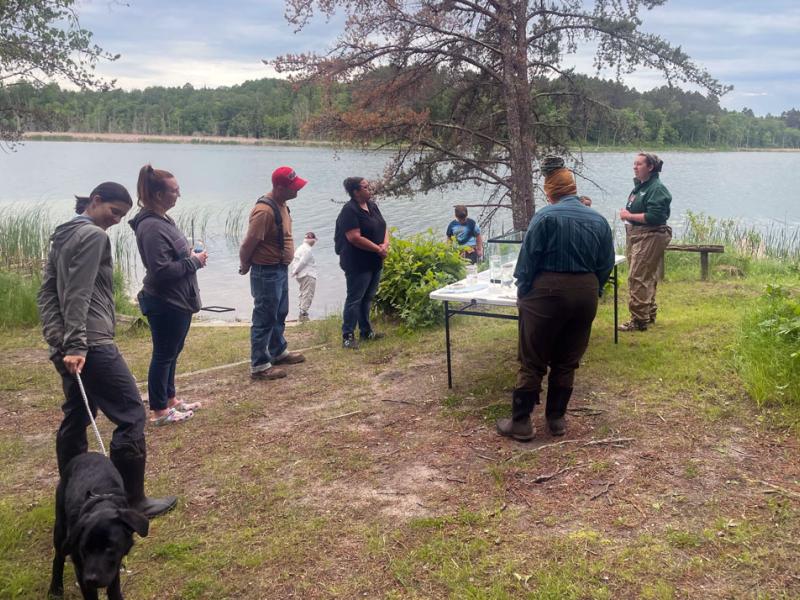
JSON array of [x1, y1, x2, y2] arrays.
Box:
[[3, 75, 799, 149]]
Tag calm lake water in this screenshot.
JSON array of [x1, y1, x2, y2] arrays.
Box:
[[1, 142, 798, 321]]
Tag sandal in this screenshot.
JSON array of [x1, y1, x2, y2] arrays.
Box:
[[171, 400, 202, 412], [151, 408, 193, 426]]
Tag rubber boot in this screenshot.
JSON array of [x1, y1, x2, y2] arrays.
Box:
[[495, 389, 538, 442], [110, 439, 176, 519], [545, 386, 573, 436], [55, 430, 88, 477]]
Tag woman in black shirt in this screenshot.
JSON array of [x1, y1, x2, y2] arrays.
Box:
[[336, 177, 389, 348]]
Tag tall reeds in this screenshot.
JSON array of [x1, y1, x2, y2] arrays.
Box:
[[0, 206, 140, 327], [677, 210, 800, 262], [0, 205, 52, 275], [224, 203, 248, 247]]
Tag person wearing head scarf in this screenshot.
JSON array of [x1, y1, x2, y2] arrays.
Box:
[[496, 159, 615, 441], [37, 182, 177, 518], [618, 152, 672, 331]]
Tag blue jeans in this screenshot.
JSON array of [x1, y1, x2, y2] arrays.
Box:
[[250, 264, 289, 372], [342, 268, 382, 338], [138, 292, 193, 411]]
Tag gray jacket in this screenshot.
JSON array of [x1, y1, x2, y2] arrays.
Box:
[[129, 210, 202, 313], [37, 216, 116, 357]]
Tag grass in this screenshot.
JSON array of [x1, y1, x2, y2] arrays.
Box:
[[734, 284, 800, 417], [0, 248, 799, 598]]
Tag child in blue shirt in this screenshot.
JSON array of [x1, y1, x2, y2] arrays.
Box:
[[446, 205, 483, 264]]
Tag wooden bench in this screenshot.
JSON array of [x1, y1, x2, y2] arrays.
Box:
[[658, 244, 724, 281]]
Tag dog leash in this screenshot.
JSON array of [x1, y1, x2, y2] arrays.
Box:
[[76, 372, 108, 457]]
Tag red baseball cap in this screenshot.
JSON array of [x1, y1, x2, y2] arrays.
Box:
[[272, 166, 307, 192]]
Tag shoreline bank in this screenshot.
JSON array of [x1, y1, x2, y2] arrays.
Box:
[[21, 131, 800, 152]]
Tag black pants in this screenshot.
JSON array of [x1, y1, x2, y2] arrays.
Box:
[[514, 272, 598, 419], [139, 292, 193, 411], [53, 343, 146, 475]]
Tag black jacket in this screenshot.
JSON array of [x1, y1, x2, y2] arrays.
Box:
[[129, 210, 202, 313]]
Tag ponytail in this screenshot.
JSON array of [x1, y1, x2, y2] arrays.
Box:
[[74, 196, 91, 214], [137, 164, 174, 209], [74, 182, 132, 214]]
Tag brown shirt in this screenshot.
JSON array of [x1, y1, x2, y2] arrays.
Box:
[[243, 200, 294, 266]]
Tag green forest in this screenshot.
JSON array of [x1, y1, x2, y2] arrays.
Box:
[[4, 75, 800, 148]]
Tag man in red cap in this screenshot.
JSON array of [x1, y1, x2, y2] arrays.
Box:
[[239, 166, 308, 380]]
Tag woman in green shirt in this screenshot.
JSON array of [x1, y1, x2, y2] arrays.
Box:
[[618, 152, 672, 331]]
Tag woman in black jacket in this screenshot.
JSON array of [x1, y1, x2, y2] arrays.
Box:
[[130, 165, 207, 425]]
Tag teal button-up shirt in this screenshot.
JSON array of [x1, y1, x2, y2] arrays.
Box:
[[514, 196, 616, 297]]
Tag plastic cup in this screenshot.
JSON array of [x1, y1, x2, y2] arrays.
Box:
[[466, 264, 478, 285]]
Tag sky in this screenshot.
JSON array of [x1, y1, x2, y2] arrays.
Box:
[[76, 0, 800, 116]]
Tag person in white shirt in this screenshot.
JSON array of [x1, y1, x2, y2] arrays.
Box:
[[290, 232, 317, 321]]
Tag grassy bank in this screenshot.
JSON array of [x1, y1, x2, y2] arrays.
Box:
[[1, 254, 799, 598]]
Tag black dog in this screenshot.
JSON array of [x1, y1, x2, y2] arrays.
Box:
[[49, 452, 149, 600]]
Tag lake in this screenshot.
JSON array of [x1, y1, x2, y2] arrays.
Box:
[[1, 142, 798, 321]]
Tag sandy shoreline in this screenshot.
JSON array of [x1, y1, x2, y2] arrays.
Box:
[[22, 131, 338, 147]]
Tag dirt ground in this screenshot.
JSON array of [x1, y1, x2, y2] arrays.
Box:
[[2, 320, 799, 599]]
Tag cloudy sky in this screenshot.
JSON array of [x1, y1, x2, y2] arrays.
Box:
[[77, 0, 799, 116]]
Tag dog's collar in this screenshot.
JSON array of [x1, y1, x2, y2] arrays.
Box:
[[78, 492, 126, 519]]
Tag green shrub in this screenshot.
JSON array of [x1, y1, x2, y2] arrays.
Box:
[[735, 284, 800, 407], [375, 230, 465, 330]]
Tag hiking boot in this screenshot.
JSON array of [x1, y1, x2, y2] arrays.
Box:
[[273, 351, 305, 365], [360, 331, 385, 341], [618, 319, 648, 332], [342, 334, 359, 349], [251, 366, 287, 380], [298, 312, 309, 323], [495, 417, 535, 442]]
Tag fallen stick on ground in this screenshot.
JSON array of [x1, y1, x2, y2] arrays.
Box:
[[580, 437, 635, 447], [748, 478, 800, 501], [382, 398, 420, 406], [505, 437, 635, 462], [567, 406, 605, 416], [322, 410, 363, 422], [590, 481, 616, 500], [532, 462, 587, 484], [136, 343, 329, 389]]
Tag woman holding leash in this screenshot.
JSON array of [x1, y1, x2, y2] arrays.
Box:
[[130, 165, 207, 425], [38, 181, 176, 518]]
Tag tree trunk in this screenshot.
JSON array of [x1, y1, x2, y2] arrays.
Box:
[[499, 0, 535, 232]]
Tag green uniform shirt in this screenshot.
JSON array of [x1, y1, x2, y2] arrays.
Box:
[[625, 173, 671, 226]]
